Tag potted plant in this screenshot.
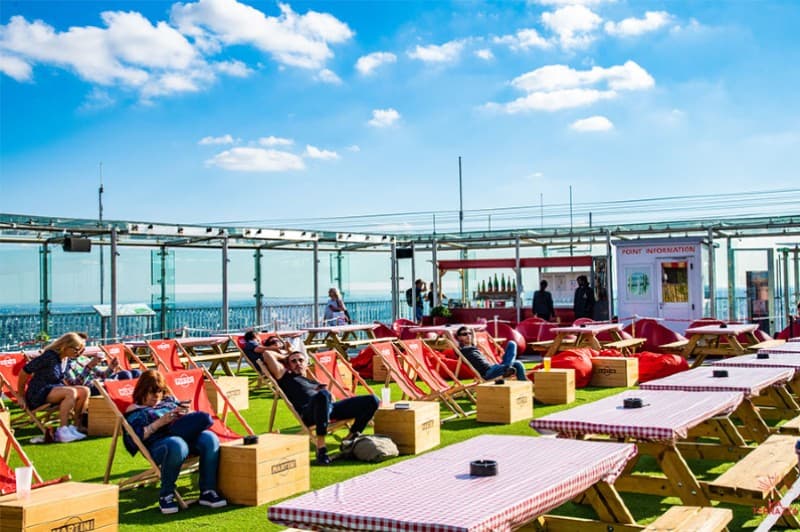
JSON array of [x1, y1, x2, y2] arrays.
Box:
[[430, 305, 452, 325]]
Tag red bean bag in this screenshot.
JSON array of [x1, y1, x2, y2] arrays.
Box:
[[372, 321, 397, 339], [632, 351, 689, 383], [527, 348, 596, 387]]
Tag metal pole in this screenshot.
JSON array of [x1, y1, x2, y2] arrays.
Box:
[[707, 228, 716, 319], [254, 248, 263, 327], [431, 239, 439, 308], [569, 185, 574, 258], [782, 249, 790, 330], [221, 236, 229, 333], [40, 242, 50, 337], [99, 163, 104, 305], [160, 246, 167, 335], [110, 226, 118, 340], [515, 236, 521, 323], [458, 156, 463, 234], [794, 245, 799, 309], [391, 242, 398, 322], [727, 238, 735, 321], [336, 250, 344, 294], [540, 193, 543, 230], [606, 230, 613, 319], [411, 242, 417, 321], [313, 240, 319, 326], [767, 248, 776, 334]]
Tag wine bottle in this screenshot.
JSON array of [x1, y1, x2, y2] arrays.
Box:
[[501, 274, 506, 292], [493, 273, 499, 292]]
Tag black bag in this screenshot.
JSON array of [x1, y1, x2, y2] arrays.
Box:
[[405, 288, 413, 307], [350, 434, 399, 462]]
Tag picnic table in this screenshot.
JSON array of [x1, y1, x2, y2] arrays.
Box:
[[640, 366, 798, 442], [543, 323, 640, 357], [532, 389, 749, 506], [268, 434, 639, 531], [680, 323, 762, 367], [127, 336, 238, 376], [714, 351, 800, 397], [303, 323, 382, 354]]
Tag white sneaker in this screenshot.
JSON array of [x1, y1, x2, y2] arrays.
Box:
[[54, 426, 82, 443], [67, 425, 87, 440]]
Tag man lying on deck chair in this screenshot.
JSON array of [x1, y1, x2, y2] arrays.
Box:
[[261, 349, 379, 465], [455, 326, 526, 381]]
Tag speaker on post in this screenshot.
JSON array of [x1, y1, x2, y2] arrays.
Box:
[[63, 237, 92, 253], [396, 247, 414, 259]]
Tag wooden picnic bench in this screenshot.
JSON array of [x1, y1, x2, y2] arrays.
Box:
[[658, 339, 689, 351], [748, 339, 787, 351], [604, 337, 645, 354], [643, 506, 732, 532]]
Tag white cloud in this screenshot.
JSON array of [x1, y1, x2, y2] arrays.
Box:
[[304, 145, 339, 160], [368, 108, 400, 128], [170, 0, 353, 70], [487, 61, 653, 114], [355, 51, 396, 75], [259, 136, 294, 146], [79, 88, 116, 111], [316, 68, 341, 84], [534, 0, 610, 5], [346, 144, 360, 152], [206, 147, 305, 172], [493, 29, 551, 51], [570, 115, 614, 131], [511, 61, 654, 92], [541, 5, 602, 49], [407, 40, 465, 63], [199, 134, 235, 145], [213, 59, 251, 77], [474, 48, 494, 60], [0, 52, 32, 81], [605, 11, 672, 37]]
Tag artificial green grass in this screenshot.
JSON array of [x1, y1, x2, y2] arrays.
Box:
[[4, 366, 792, 531]]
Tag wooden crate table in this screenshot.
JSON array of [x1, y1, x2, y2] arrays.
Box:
[[373, 401, 440, 455], [590, 357, 638, 387], [533, 369, 575, 405], [371, 354, 389, 382], [0, 481, 118, 532], [0, 410, 10, 452], [204, 376, 249, 413], [476, 380, 533, 424], [217, 434, 309, 506], [87, 395, 118, 437]]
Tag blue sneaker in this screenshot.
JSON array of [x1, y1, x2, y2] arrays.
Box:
[[159, 494, 179, 514], [199, 489, 227, 508]]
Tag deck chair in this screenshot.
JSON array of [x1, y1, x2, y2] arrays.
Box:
[[146, 339, 193, 373], [474, 331, 503, 364], [364, 341, 466, 420], [0, 352, 59, 437], [162, 368, 253, 441], [96, 377, 197, 508], [398, 339, 476, 410], [256, 359, 352, 442], [229, 333, 270, 386], [0, 416, 70, 495], [100, 343, 148, 373], [308, 349, 375, 401]]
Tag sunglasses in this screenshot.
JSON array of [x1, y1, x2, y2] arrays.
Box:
[[457, 331, 473, 337]]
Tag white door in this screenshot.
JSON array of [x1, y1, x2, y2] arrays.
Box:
[[657, 259, 692, 327]]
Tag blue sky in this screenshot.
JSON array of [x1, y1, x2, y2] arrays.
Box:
[[1, 0, 799, 229]]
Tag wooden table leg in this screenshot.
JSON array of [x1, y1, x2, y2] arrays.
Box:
[[734, 399, 771, 443], [583, 481, 637, 525], [544, 335, 564, 357]]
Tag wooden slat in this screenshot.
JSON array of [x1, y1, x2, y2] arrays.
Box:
[[709, 434, 797, 497], [643, 506, 732, 531]]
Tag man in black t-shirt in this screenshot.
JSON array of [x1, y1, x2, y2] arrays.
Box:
[[261, 348, 379, 465]]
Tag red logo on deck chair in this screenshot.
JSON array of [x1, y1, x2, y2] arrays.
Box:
[[173, 373, 195, 388]]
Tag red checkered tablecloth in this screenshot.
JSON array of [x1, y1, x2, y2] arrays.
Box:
[[713, 352, 800, 373], [530, 390, 743, 442], [639, 366, 793, 398], [268, 435, 636, 532]]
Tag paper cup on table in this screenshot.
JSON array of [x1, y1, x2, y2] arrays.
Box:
[[381, 387, 392, 406], [15, 466, 32, 499]]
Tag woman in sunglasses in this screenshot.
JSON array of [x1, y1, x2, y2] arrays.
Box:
[[260, 349, 379, 465], [16, 331, 91, 443]]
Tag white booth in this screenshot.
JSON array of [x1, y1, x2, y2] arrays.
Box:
[[615, 238, 707, 333]]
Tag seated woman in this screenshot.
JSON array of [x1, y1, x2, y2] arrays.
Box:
[[261, 349, 379, 465], [17, 331, 91, 443], [65, 352, 141, 396], [124, 369, 227, 514]]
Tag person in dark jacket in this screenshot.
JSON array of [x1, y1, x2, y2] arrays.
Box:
[[573, 275, 595, 320], [532, 280, 555, 321]]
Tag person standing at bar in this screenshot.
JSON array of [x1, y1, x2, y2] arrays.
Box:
[[573, 275, 595, 320], [532, 280, 555, 321]]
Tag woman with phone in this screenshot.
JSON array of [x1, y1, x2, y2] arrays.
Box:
[[124, 370, 227, 514]]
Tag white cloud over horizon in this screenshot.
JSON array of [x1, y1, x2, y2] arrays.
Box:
[[570, 115, 614, 131], [355, 51, 397, 75], [493, 28, 551, 51], [199, 134, 235, 145], [206, 146, 305, 172], [304, 144, 339, 159], [368, 108, 400, 127], [258, 136, 294, 146], [541, 4, 602, 49]]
